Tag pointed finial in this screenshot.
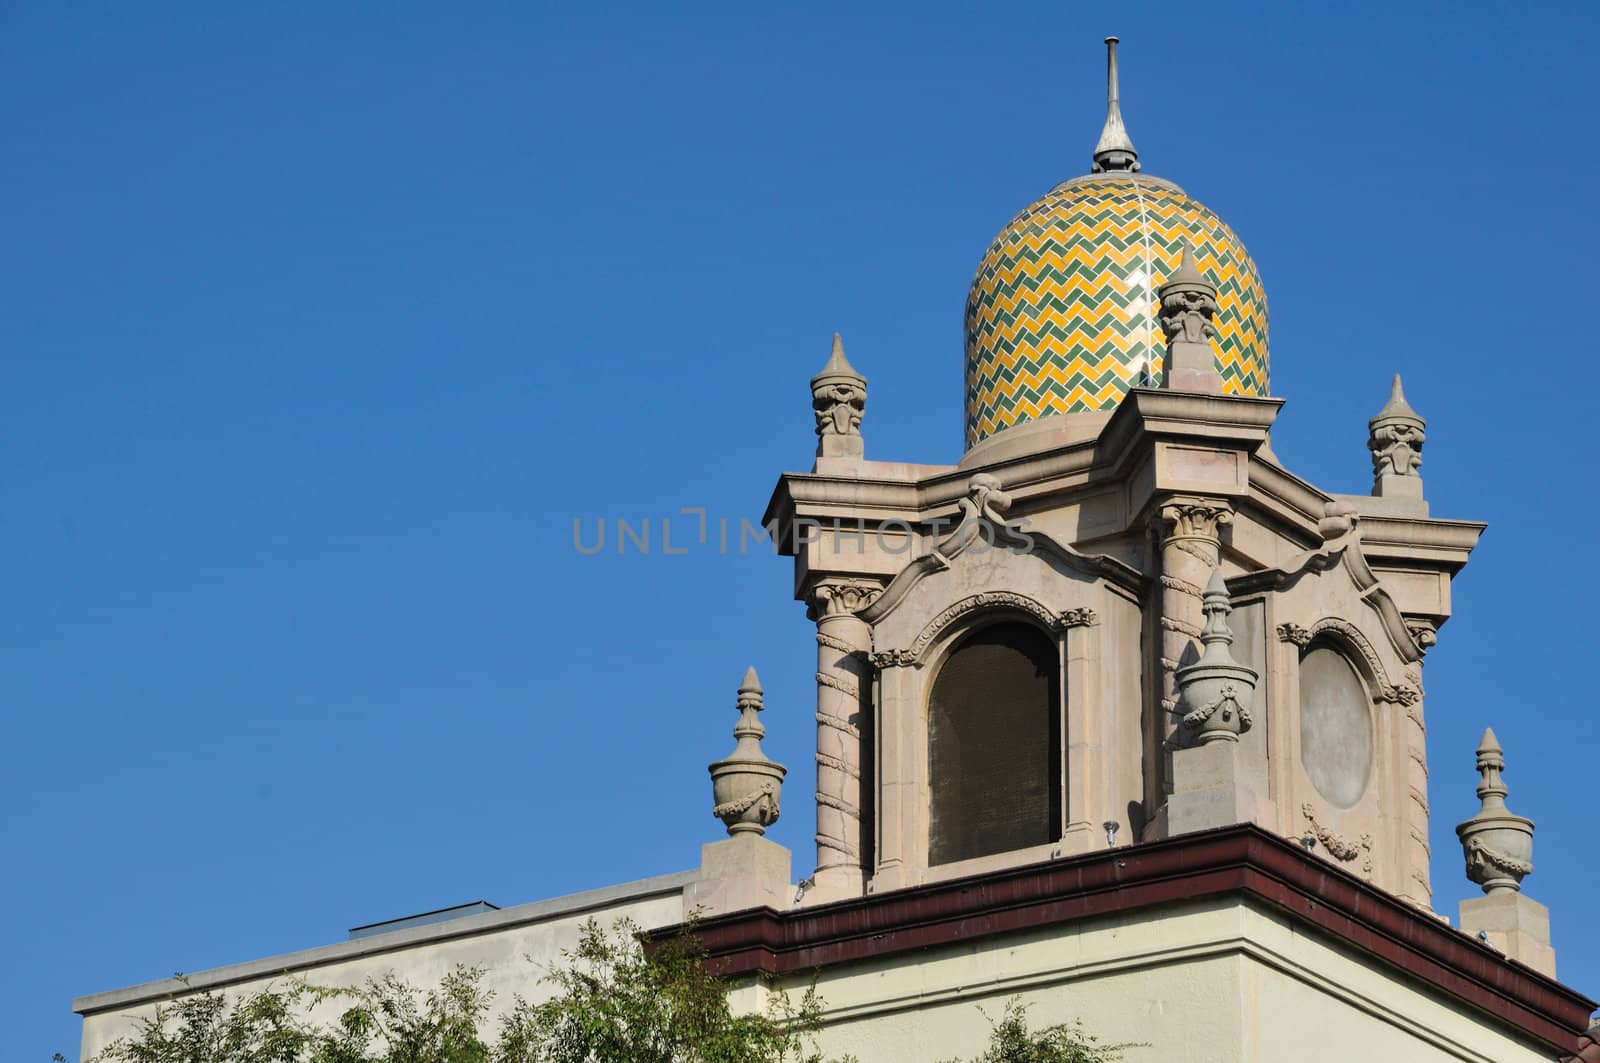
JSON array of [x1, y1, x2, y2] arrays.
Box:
[[1456, 727, 1534, 894], [811, 332, 867, 460], [1368, 374, 1426, 499], [1163, 243, 1211, 295], [1376, 374, 1421, 421], [1175, 566, 1258, 744], [814, 333, 860, 381], [1092, 37, 1140, 173], [709, 666, 786, 837], [1158, 242, 1222, 393]]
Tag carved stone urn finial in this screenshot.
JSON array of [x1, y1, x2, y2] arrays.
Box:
[[811, 333, 867, 459], [708, 666, 787, 837], [1368, 374, 1426, 499], [1455, 728, 1535, 894], [1174, 567, 1259, 744]]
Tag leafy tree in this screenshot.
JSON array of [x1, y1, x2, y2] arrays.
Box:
[[940, 1000, 1138, 1063], [68, 921, 1130, 1063], [496, 918, 839, 1063], [73, 920, 844, 1063]]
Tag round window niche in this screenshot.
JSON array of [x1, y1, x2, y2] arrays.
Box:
[[1298, 645, 1373, 809]]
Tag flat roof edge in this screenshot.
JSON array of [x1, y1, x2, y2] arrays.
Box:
[[74, 868, 696, 1016]]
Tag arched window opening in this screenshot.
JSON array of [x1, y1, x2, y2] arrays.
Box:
[[928, 621, 1061, 865]]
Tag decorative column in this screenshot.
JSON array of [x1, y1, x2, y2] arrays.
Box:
[[1156, 498, 1233, 769], [1456, 729, 1554, 976], [1377, 669, 1431, 907], [807, 577, 881, 900]]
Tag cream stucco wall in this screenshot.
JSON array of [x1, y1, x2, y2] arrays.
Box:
[[74, 871, 692, 1060], [749, 897, 1554, 1063], [79, 871, 1557, 1063]]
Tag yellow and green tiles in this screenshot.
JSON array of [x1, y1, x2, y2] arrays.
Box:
[[964, 176, 1268, 446]]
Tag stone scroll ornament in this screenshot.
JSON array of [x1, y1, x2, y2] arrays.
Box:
[[1454, 728, 1534, 894], [1175, 567, 1259, 743], [708, 667, 786, 836]]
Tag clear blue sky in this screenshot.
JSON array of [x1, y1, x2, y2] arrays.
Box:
[[4, 3, 1597, 1057]]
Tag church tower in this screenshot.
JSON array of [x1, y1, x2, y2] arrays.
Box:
[[74, 35, 1594, 1063], [762, 38, 1480, 919]]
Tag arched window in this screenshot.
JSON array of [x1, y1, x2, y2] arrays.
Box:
[[928, 621, 1061, 865]]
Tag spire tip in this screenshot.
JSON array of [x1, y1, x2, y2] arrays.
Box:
[[1092, 36, 1139, 173]]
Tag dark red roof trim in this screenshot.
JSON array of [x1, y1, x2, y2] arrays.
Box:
[[656, 825, 1594, 1057]]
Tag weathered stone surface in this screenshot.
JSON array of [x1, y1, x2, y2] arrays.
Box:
[[1298, 646, 1373, 809], [1460, 891, 1556, 978], [684, 835, 792, 918]]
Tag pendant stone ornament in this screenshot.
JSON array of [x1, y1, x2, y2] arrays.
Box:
[[708, 667, 787, 836]]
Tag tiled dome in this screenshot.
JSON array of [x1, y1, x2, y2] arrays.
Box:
[[961, 38, 1268, 449], [963, 171, 1268, 447]]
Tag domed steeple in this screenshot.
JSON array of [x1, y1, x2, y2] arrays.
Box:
[[963, 38, 1269, 448]]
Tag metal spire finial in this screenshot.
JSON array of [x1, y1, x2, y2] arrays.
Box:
[[1092, 37, 1140, 173]]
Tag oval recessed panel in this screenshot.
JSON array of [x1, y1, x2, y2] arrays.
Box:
[[1299, 647, 1373, 808]]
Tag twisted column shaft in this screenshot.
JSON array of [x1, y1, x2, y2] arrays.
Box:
[[1396, 673, 1431, 906], [1156, 499, 1231, 787], [808, 579, 879, 898]]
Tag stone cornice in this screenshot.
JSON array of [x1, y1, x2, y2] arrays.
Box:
[[654, 826, 1594, 1057], [765, 394, 1283, 553], [1093, 389, 1282, 481], [1355, 514, 1486, 570], [76, 870, 698, 1015], [763, 397, 1482, 587]]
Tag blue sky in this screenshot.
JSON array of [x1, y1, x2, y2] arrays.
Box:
[[4, 3, 1597, 1057]]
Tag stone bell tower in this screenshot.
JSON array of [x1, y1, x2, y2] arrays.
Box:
[[757, 38, 1490, 916]]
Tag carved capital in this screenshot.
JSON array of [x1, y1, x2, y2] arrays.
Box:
[[869, 648, 917, 669], [813, 382, 865, 439], [808, 578, 883, 620], [1277, 622, 1312, 647], [1058, 607, 1098, 628], [1159, 290, 1219, 347], [1158, 496, 1233, 545], [1368, 422, 1425, 480]]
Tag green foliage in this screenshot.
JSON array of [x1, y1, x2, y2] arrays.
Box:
[[940, 1000, 1139, 1063], [71, 921, 1133, 1063], [498, 918, 841, 1063], [77, 919, 846, 1063]]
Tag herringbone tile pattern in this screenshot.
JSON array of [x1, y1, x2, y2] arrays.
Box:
[[964, 176, 1268, 446]]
